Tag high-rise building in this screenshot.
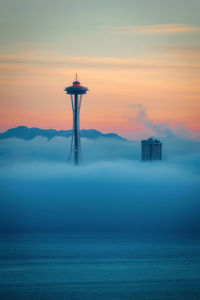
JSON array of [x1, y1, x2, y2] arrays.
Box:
[[141, 138, 162, 161]]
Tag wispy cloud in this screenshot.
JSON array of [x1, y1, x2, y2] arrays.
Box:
[[0, 52, 199, 70], [104, 24, 199, 34], [163, 45, 200, 58], [129, 104, 200, 140]]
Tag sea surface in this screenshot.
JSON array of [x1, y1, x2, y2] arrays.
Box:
[[0, 233, 200, 300]]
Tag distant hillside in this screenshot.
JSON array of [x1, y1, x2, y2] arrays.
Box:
[[0, 126, 126, 141]]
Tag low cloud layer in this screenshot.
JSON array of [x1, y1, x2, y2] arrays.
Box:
[[0, 134, 200, 163], [0, 136, 200, 233]]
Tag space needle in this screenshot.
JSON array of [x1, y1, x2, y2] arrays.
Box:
[[64, 75, 88, 165]]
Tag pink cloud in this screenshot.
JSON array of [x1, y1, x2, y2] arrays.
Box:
[[104, 24, 199, 34]]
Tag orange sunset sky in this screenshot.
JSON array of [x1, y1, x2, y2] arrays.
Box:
[[0, 0, 200, 139]]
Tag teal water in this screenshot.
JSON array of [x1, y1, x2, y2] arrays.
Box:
[[0, 233, 200, 299]]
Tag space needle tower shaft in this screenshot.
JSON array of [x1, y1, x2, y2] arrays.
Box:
[[64, 75, 88, 165]]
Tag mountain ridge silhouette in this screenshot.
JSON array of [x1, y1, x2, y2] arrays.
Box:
[[0, 126, 126, 141]]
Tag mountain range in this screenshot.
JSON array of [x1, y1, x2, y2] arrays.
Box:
[[0, 126, 125, 141]]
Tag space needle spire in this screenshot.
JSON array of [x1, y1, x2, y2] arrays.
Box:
[[64, 75, 89, 165]]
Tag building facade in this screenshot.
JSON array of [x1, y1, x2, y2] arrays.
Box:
[[141, 138, 162, 161]]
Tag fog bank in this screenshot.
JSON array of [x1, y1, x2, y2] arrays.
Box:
[[0, 136, 200, 233]]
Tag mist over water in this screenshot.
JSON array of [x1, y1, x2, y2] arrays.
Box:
[[1, 135, 200, 300], [0, 135, 200, 233]]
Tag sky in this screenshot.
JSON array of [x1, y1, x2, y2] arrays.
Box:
[[0, 0, 200, 139]]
